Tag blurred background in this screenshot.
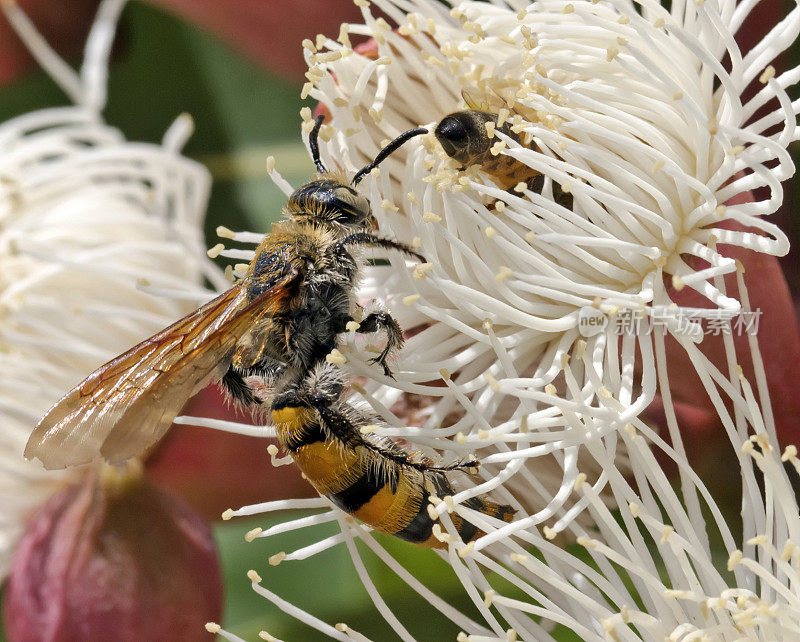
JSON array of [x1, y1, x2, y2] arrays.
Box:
[[0, 1, 797, 640]]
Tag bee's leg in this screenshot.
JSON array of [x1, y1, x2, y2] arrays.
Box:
[[220, 358, 286, 408], [314, 403, 478, 475], [353, 311, 403, 378], [272, 362, 344, 411], [518, 175, 574, 211], [220, 368, 258, 406]]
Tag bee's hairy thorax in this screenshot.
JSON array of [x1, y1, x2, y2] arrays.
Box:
[[236, 221, 359, 374]]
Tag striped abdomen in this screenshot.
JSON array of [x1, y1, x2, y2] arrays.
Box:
[[272, 405, 513, 548]]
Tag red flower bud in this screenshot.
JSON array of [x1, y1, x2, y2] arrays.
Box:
[[3, 466, 222, 642]]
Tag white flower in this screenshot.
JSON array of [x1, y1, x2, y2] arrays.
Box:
[[0, 0, 221, 578]]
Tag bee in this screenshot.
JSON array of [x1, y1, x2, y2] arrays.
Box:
[[435, 89, 572, 208], [26, 116, 515, 546], [26, 116, 426, 470], [271, 361, 514, 548]]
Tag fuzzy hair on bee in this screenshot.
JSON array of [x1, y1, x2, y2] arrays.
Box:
[[271, 362, 515, 548]]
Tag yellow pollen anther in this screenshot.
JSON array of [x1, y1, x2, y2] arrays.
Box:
[[205, 623, 221, 634], [403, 294, 421, 306], [458, 542, 475, 558], [433, 523, 451, 543], [345, 320, 360, 332], [247, 569, 262, 583], [495, 266, 512, 283], [206, 243, 224, 258], [423, 211, 442, 223], [269, 552, 286, 566], [413, 263, 434, 281], [326, 349, 347, 364], [727, 550, 743, 570], [222, 509, 234, 520], [245, 527, 262, 542], [490, 140, 507, 156], [760, 65, 776, 83]]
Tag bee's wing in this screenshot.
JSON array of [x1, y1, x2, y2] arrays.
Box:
[[461, 86, 506, 113], [27, 269, 297, 469]]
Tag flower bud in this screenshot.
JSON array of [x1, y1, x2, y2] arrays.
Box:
[[3, 465, 222, 642]]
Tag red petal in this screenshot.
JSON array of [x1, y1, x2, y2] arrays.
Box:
[[149, 0, 362, 81], [0, 0, 100, 85]]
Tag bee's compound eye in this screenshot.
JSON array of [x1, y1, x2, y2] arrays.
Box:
[[435, 115, 470, 157], [334, 186, 371, 223]]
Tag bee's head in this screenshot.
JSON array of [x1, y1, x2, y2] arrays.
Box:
[[286, 178, 374, 230], [435, 110, 495, 165], [290, 115, 427, 232]]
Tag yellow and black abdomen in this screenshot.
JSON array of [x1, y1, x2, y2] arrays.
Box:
[[272, 405, 514, 549]]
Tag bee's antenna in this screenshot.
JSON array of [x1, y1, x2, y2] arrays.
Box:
[[309, 114, 327, 174], [352, 127, 428, 186]]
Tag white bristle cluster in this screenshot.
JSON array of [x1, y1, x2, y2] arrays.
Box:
[[0, 0, 220, 578]]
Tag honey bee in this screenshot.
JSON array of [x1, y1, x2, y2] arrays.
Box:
[[27, 116, 515, 545], [435, 89, 572, 208], [271, 361, 514, 547], [26, 116, 426, 470]]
